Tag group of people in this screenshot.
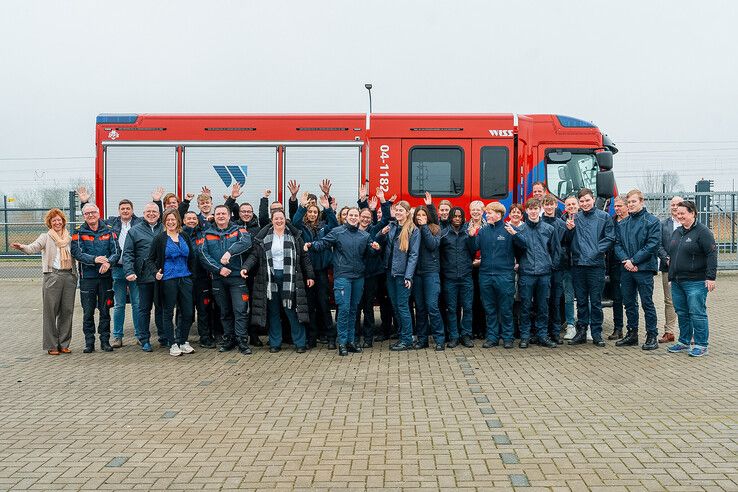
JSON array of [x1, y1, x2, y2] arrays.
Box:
[[13, 179, 717, 358]]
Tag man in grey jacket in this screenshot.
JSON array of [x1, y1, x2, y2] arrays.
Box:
[[123, 203, 163, 352]]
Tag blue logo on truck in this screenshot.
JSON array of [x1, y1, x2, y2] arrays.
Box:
[[213, 165, 248, 186]]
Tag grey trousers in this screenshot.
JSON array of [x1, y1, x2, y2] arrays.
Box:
[[42, 270, 77, 350], [661, 272, 677, 333]]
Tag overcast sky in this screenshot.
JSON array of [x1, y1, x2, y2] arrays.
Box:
[[2, 0, 738, 198]]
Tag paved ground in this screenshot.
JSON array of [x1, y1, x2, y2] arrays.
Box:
[[0, 273, 736, 491]]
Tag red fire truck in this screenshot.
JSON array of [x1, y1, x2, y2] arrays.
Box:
[[94, 113, 616, 216]]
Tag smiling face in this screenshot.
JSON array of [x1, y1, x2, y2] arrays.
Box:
[[183, 212, 199, 228], [676, 205, 696, 228], [565, 196, 579, 216], [394, 204, 408, 224], [272, 210, 286, 229], [469, 203, 483, 221], [451, 209, 464, 228], [164, 196, 178, 209], [306, 205, 320, 224], [143, 204, 160, 225], [627, 194, 644, 214], [438, 204, 451, 221], [214, 206, 230, 228], [340, 207, 349, 223], [50, 215, 64, 232], [509, 207, 523, 224], [359, 209, 372, 228], [346, 209, 360, 227], [614, 199, 628, 219], [164, 213, 178, 232], [543, 201, 556, 217], [526, 205, 541, 222], [579, 193, 594, 212], [198, 197, 212, 215], [532, 184, 545, 199], [82, 205, 100, 227], [239, 204, 253, 223], [670, 196, 683, 218]]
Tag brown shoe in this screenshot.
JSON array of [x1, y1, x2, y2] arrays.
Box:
[[47, 349, 60, 355], [111, 338, 123, 348], [60, 347, 72, 354], [658, 332, 675, 343]]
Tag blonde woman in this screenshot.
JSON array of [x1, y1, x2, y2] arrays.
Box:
[[12, 208, 77, 355], [376, 201, 421, 351]]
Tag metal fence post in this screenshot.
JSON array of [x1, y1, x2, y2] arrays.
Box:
[[3, 195, 8, 253], [68, 190, 76, 229]]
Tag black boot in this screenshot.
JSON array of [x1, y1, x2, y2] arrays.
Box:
[[538, 336, 557, 348], [218, 335, 237, 352], [347, 343, 362, 353], [338, 345, 348, 356], [327, 339, 337, 350], [250, 336, 263, 347], [607, 328, 623, 340], [238, 337, 252, 355], [100, 340, 113, 352], [616, 330, 639, 347], [568, 326, 587, 345], [641, 334, 658, 351]]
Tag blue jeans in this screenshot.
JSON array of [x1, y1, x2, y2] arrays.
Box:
[[386, 274, 413, 345], [112, 267, 140, 339], [621, 269, 657, 336], [136, 281, 163, 345], [267, 269, 306, 349], [519, 274, 551, 340], [413, 273, 445, 345], [671, 280, 709, 347], [572, 266, 606, 339], [443, 275, 473, 341], [334, 276, 364, 347], [479, 273, 515, 343], [562, 269, 575, 326]]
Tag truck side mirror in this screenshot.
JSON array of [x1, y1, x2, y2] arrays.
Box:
[[596, 170, 615, 199], [596, 151, 613, 170]]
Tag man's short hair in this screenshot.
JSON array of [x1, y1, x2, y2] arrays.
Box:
[[118, 199, 133, 208], [613, 194, 627, 204], [577, 188, 594, 199], [213, 204, 230, 214], [525, 198, 542, 210], [626, 189, 644, 201], [532, 181, 546, 190], [541, 195, 556, 206], [197, 193, 212, 204]]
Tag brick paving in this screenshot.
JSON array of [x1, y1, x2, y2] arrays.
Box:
[[0, 273, 736, 491]]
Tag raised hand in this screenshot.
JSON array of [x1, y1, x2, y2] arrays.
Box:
[[77, 186, 90, 204], [424, 191, 433, 206], [320, 179, 332, 196], [359, 183, 368, 201], [301, 192, 310, 207], [368, 196, 378, 211], [184, 192, 195, 201], [287, 179, 300, 198], [388, 194, 397, 203], [375, 187, 385, 203], [151, 186, 165, 202], [263, 188, 272, 198], [201, 186, 212, 197], [230, 182, 242, 199], [319, 194, 330, 209]]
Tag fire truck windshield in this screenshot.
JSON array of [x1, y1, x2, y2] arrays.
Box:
[[546, 152, 598, 200]]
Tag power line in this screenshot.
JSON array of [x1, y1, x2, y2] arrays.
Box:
[[619, 147, 738, 154]]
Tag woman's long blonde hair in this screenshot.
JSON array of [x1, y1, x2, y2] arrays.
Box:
[[395, 201, 415, 252]]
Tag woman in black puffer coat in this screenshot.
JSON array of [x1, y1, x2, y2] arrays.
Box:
[[241, 209, 314, 353]]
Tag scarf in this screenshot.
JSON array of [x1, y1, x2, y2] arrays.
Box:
[[48, 228, 72, 270], [262, 229, 297, 310]]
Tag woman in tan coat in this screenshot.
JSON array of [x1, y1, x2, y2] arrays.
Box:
[[12, 208, 77, 354]]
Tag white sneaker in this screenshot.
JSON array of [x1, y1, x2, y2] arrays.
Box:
[[563, 325, 576, 340], [180, 342, 195, 354], [586, 327, 593, 341], [169, 343, 182, 357]]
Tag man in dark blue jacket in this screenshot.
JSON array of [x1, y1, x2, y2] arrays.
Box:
[[517, 198, 559, 348], [473, 202, 526, 349], [198, 205, 253, 354], [614, 189, 662, 350], [70, 203, 120, 353], [564, 188, 615, 346], [439, 207, 476, 348], [656, 196, 682, 343], [542, 195, 568, 344], [122, 203, 164, 352]]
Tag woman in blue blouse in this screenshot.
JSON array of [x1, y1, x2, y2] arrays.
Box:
[[148, 208, 197, 356]]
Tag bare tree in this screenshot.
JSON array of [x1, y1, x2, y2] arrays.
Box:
[[638, 170, 681, 194]]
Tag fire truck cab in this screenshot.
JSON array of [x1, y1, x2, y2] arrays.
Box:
[[95, 113, 616, 216]]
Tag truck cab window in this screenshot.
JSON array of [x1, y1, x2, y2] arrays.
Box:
[[480, 146, 509, 198], [409, 147, 463, 197], [546, 152, 598, 200]]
